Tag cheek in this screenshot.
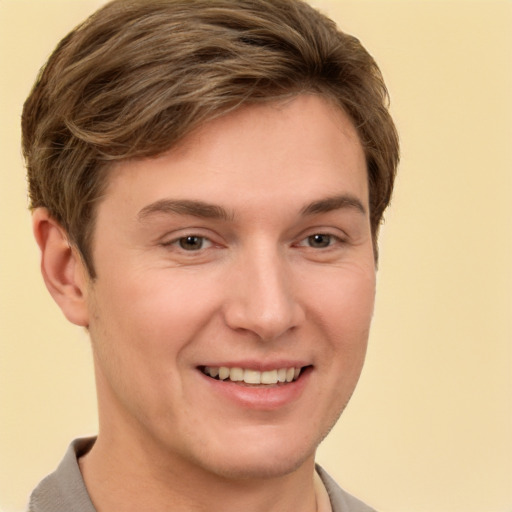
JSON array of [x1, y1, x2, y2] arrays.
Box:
[[311, 264, 375, 395], [305, 268, 375, 439], [86, 272, 219, 419], [89, 268, 221, 359], [314, 264, 376, 340]]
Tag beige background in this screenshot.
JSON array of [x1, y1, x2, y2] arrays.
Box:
[[1, 1, 510, 511]]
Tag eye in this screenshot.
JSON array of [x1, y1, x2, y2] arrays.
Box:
[[165, 235, 213, 251], [179, 235, 210, 251], [304, 233, 337, 249], [299, 233, 338, 249], [307, 234, 332, 248]]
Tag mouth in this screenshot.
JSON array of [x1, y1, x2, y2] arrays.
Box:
[[199, 366, 309, 386]]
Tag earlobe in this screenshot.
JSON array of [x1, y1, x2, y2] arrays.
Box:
[[32, 208, 90, 327]]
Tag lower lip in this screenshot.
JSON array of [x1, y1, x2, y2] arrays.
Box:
[[198, 368, 312, 410]]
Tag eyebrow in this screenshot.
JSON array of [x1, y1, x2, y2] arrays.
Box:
[[300, 194, 367, 216], [138, 194, 366, 223], [138, 199, 234, 222]]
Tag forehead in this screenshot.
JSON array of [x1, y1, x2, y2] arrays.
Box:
[[102, 94, 367, 216]]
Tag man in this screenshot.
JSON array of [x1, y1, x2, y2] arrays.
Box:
[[22, 0, 399, 511]]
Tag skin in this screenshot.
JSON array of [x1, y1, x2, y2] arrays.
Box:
[[34, 94, 376, 512]]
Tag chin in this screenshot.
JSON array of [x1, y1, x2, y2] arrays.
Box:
[[201, 449, 314, 482], [186, 426, 319, 481]]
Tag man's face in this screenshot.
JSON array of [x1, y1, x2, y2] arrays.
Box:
[[84, 94, 375, 480]]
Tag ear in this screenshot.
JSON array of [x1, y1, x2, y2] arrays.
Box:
[[32, 208, 90, 327]]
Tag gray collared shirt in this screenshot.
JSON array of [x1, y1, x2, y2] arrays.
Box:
[[28, 438, 376, 512]]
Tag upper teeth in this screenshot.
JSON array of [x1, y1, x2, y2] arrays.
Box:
[[203, 366, 301, 385]]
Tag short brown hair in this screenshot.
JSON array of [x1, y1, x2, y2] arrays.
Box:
[[22, 0, 399, 277]]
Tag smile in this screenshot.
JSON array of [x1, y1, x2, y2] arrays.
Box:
[[200, 366, 304, 385]]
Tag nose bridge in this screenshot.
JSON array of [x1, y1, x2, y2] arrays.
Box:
[[224, 239, 303, 340]]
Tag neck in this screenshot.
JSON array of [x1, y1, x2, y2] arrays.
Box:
[[79, 431, 318, 512]]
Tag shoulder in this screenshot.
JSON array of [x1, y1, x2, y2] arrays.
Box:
[[28, 438, 96, 512], [316, 464, 377, 512]]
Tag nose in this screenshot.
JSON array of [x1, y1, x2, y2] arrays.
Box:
[[223, 245, 305, 341]]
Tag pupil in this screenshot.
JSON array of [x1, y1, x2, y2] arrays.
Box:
[[309, 234, 330, 248], [179, 236, 202, 250]]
